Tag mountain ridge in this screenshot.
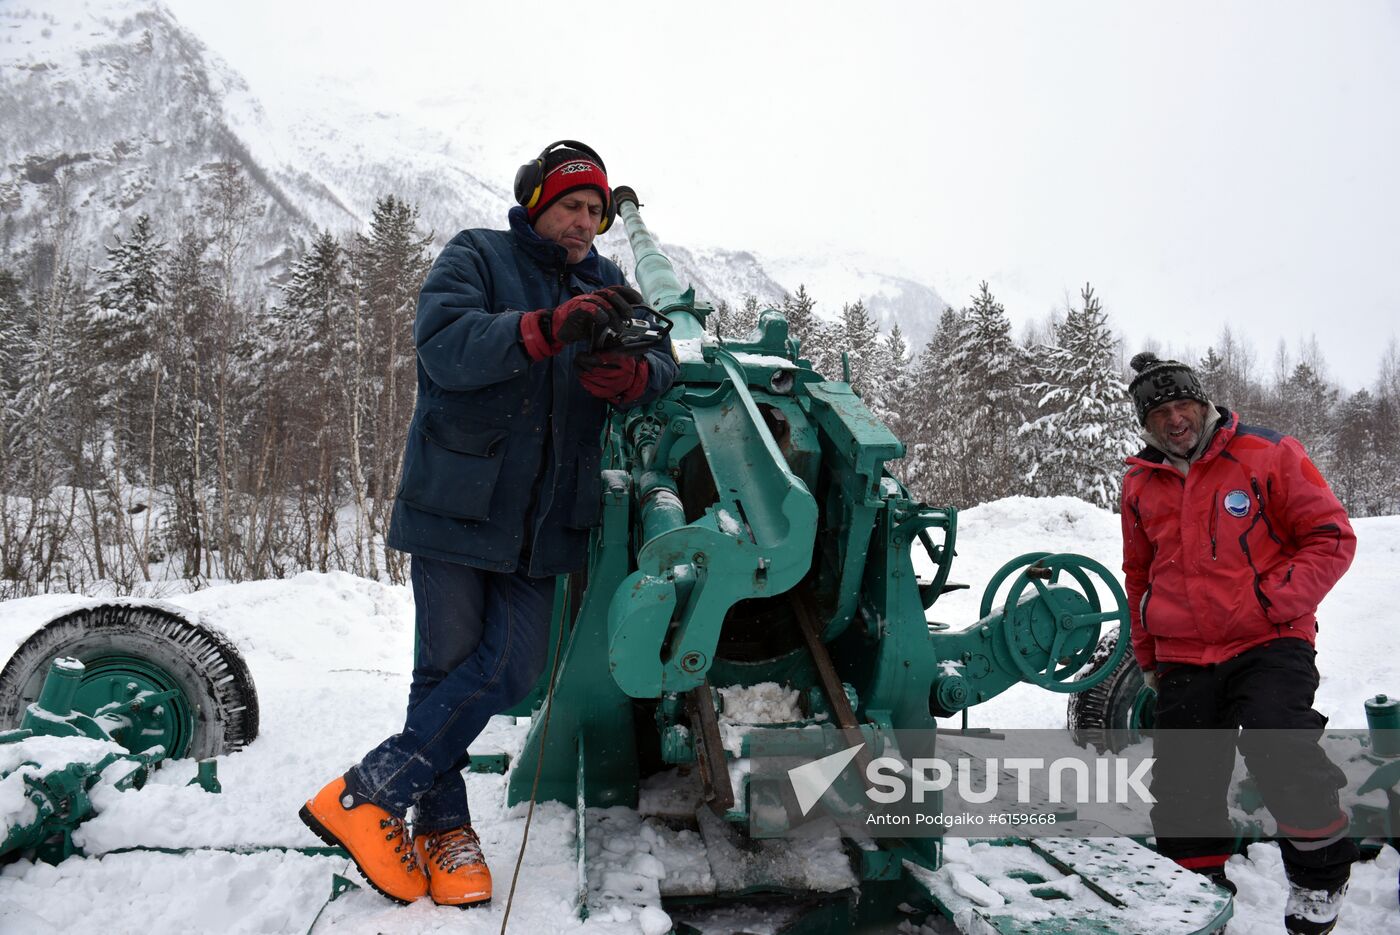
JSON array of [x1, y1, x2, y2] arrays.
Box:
[[1, 0, 947, 341]]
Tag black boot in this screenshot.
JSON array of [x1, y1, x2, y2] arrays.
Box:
[[1284, 879, 1348, 935]]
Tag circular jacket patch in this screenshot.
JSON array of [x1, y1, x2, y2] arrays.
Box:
[[1223, 489, 1251, 517]]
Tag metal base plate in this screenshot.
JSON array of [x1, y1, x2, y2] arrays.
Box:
[[910, 837, 1232, 934]]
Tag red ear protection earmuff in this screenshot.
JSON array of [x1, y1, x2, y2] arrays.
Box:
[[514, 140, 616, 234]]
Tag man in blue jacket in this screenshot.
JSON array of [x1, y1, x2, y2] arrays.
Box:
[[300, 141, 677, 908]]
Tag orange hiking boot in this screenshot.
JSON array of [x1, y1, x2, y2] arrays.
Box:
[[299, 775, 427, 904], [416, 824, 493, 908]]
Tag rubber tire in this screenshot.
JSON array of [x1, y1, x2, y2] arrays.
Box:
[[0, 603, 259, 758], [1066, 629, 1154, 753]]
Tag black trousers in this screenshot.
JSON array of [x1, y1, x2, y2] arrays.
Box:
[[1149, 638, 1358, 888]]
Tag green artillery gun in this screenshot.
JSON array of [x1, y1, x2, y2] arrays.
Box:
[[501, 188, 1234, 932]]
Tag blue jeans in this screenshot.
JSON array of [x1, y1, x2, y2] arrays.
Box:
[[346, 555, 554, 832]]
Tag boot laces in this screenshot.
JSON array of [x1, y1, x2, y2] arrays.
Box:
[[380, 816, 422, 870], [425, 826, 485, 874]]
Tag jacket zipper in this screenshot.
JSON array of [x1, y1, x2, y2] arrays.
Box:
[[1209, 491, 1218, 560]]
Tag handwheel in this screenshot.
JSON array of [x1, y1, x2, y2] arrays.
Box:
[[982, 553, 1130, 693]]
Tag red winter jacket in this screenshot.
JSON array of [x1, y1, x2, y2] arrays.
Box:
[[1121, 408, 1356, 670]]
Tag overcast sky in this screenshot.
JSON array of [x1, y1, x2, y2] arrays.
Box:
[[163, 0, 1399, 389]]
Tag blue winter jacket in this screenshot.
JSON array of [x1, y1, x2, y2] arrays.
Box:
[[386, 207, 677, 575]]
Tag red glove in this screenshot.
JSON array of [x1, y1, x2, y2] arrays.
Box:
[[578, 351, 650, 404], [519, 285, 643, 361]]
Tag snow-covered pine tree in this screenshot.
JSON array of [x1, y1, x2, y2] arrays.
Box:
[[1332, 388, 1387, 516], [875, 321, 914, 447], [0, 274, 23, 468], [708, 299, 732, 338], [1198, 326, 1260, 413], [80, 214, 172, 582], [805, 316, 844, 381], [733, 294, 761, 339], [1273, 359, 1338, 467], [259, 229, 353, 572], [840, 299, 880, 401], [782, 284, 819, 356], [946, 282, 1028, 504], [1197, 346, 1228, 400], [351, 196, 432, 581], [158, 231, 220, 578], [198, 162, 264, 576], [1019, 284, 1138, 509], [901, 306, 964, 500], [9, 264, 89, 592], [85, 214, 166, 421]]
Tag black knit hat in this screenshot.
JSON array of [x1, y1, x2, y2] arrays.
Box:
[[1127, 352, 1209, 424]]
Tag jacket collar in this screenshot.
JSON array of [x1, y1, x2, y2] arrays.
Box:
[[508, 205, 604, 283], [1128, 406, 1237, 472]]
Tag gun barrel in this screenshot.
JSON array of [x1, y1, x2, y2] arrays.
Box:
[[612, 187, 704, 341]]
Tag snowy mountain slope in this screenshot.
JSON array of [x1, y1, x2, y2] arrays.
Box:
[[1, 0, 949, 334], [760, 249, 950, 348], [0, 0, 339, 270], [1, 498, 1397, 933], [0, 0, 768, 302], [0, 0, 517, 279]]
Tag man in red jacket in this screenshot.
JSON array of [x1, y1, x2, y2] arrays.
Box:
[[1121, 352, 1358, 935]]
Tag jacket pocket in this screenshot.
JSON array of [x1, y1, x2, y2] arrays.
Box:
[[1139, 583, 1154, 635], [568, 445, 604, 529], [398, 411, 508, 521]]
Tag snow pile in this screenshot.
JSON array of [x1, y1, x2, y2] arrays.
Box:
[[586, 808, 694, 932], [717, 681, 805, 757]]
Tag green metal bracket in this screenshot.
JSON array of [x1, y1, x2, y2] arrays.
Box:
[[607, 349, 818, 698], [468, 753, 511, 775], [187, 759, 221, 793]]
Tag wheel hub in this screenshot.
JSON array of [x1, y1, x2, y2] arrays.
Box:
[[71, 654, 196, 759]]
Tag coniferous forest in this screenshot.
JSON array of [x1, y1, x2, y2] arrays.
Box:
[[3, 166, 1398, 597]]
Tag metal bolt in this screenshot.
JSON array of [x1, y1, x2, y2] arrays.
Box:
[[680, 652, 706, 672], [692, 552, 707, 567]]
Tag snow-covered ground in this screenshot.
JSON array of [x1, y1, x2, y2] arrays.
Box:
[[1, 497, 1397, 934]]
